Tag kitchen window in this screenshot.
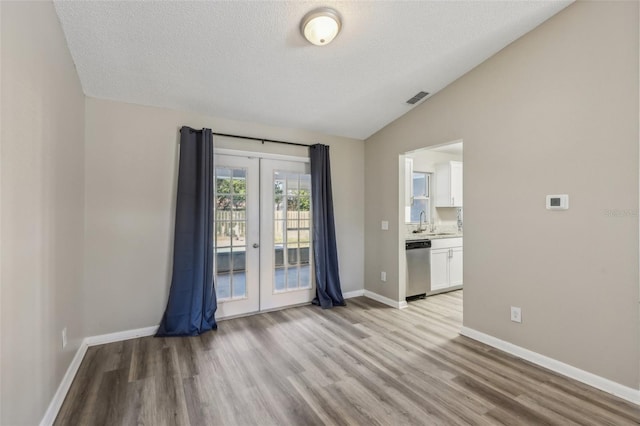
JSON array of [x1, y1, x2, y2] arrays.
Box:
[[410, 172, 431, 223]]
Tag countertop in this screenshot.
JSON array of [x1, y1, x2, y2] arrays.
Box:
[[405, 231, 463, 241]]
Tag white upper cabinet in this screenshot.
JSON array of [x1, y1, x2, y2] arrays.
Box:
[[435, 161, 463, 207]]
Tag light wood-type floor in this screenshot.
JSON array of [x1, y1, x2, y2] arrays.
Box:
[[55, 291, 640, 425]]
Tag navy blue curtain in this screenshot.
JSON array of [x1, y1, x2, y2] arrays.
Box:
[[309, 144, 346, 309], [156, 127, 217, 336]]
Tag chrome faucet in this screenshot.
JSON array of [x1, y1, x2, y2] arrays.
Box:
[[419, 210, 426, 232], [457, 208, 463, 232]]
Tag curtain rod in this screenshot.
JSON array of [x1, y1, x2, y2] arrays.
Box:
[[211, 132, 311, 148]]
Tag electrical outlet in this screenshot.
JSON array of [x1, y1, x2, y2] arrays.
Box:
[[380, 271, 387, 282], [381, 221, 389, 230], [62, 327, 68, 349], [510, 307, 522, 323]]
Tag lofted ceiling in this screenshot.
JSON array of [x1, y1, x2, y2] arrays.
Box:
[[54, 1, 572, 140]]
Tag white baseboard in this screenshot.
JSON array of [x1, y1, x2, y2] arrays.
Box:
[[40, 325, 159, 426], [460, 327, 640, 406], [343, 289, 365, 299], [39, 342, 88, 426], [84, 325, 159, 347], [364, 290, 408, 309]]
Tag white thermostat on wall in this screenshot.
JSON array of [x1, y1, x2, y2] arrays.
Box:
[[546, 194, 569, 210]]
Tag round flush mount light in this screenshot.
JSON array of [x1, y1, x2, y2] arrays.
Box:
[[300, 7, 342, 46]]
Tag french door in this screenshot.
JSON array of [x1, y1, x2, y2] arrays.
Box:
[[213, 155, 260, 318], [213, 154, 314, 318], [260, 159, 315, 310]]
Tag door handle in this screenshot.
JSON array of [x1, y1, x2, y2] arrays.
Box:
[[253, 243, 259, 248]]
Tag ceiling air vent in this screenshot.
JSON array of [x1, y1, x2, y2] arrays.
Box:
[[406, 91, 429, 105]]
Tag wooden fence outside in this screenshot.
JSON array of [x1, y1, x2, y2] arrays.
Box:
[[215, 210, 311, 244]]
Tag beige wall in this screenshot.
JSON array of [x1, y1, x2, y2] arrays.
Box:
[[1, 1, 86, 424], [84, 97, 364, 336], [366, 1, 639, 389]]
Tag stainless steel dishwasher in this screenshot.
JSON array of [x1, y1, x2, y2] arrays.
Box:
[[405, 239, 431, 300]]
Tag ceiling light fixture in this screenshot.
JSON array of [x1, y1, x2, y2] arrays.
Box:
[[300, 7, 342, 46]]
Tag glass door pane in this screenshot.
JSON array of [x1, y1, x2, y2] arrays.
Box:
[[215, 167, 247, 300], [273, 170, 312, 293]]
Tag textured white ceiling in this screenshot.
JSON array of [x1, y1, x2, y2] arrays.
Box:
[[53, 1, 572, 140]]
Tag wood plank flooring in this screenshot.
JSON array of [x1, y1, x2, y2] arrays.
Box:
[[55, 291, 640, 425]]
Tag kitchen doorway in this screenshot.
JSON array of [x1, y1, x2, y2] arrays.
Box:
[[400, 140, 463, 308]]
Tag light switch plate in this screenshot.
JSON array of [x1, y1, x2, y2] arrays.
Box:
[[381, 221, 389, 230], [510, 306, 522, 323]]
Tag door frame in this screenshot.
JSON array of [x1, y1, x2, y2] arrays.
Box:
[[214, 148, 311, 319], [215, 148, 308, 164], [398, 139, 463, 304]]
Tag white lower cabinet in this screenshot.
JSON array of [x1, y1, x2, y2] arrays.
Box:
[[430, 249, 451, 291], [430, 238, 463, 293], [449, 246, 463, 286]]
